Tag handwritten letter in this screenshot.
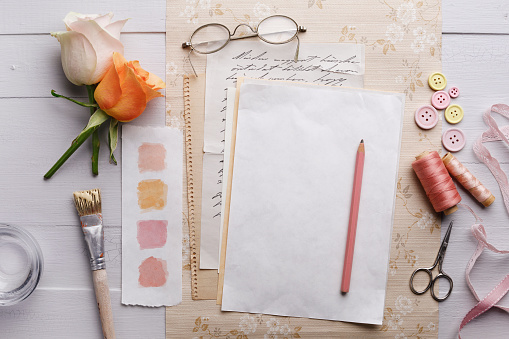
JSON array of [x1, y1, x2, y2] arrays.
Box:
[[205, 42, 365, 153], [199, 42, 365, 269]]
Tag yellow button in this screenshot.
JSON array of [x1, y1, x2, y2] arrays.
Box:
[[445, 104, 464, 124], [428, 72, 447, 91]]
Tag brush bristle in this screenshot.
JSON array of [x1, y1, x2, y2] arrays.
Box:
[[73, 189, 102, 216]]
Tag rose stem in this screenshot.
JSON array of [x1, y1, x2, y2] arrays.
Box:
[[50, 90, 98, 108], [43, 125, 101, 179], [86, 85, 100, 175]]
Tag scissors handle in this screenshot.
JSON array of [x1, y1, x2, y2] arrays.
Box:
[[409, 268, 433, 295], [429, 273, 453, 302]]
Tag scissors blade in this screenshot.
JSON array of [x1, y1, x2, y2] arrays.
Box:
[[439, 220, 454, 259]]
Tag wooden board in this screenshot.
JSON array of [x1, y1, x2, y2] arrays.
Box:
[[0, 0, 165, 34], [439, 34, 509, 339], [2, 0, 509, 338], [0, 3, 167, 338]]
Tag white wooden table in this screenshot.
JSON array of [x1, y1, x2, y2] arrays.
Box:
[[1, 1, 509, 338], [0, 1, 166, 338], [440, 3, 509, 338]]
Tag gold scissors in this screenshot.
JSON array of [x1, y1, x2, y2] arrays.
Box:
[[409, 220, 454, 301]]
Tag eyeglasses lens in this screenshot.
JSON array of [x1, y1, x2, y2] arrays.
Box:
[[191, 24, 230, 53], [257, 16, 298, 44]]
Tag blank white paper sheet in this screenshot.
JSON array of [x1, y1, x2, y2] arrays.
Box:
[[221, 81, 404, 324]]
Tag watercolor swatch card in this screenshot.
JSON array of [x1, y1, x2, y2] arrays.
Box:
[[121, 125, 182, 307]]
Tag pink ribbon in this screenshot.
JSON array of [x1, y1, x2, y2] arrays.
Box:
[[459, 104, 509, 337], [473, 104, 509, 214], [459, 223, 509, 338]]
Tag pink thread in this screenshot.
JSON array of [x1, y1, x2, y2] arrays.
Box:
[[412, 151, 461, 212], [443, 153, 494, 205], [473, 104, 509, 214]]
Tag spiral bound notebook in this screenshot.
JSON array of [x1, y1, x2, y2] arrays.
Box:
[[184, 74, 219, 300]]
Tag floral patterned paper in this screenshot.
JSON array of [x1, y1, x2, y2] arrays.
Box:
[[166, 0, 442, 338]]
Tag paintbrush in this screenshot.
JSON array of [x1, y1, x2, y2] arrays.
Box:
[[73, 189, 115, 339]]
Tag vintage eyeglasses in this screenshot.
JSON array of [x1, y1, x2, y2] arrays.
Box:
[[182, 15, 306, 76]]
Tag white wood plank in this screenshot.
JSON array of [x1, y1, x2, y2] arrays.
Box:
[[0, 1, 165, 34], [0, 33, 165, 99], [442, 34, 509, 164], [0, 289, 165, 338], [22, 225, 123, 290], [440, 32, 509, 339], [0, 97, 165, 228], [443, 1, 509, 34], [438, 208, 509, 339]]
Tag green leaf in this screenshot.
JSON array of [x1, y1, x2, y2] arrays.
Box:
[[108, 118, 119, 165], [77, 109, 109, 140], [44, 110, 108, 179]]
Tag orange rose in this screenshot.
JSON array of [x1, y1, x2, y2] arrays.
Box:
[[94, 52, 165, 122]]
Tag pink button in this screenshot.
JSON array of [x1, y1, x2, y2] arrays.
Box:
[[431, 91, 451, 110], [415, 105, 438, 129], [449, 86, 460, 98], [442, 128, 466, 152]]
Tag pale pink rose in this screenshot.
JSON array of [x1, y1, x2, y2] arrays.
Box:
[[51, 12, 127, 85]]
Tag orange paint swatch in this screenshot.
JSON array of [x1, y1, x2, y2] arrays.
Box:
[[138, 142, 166, 173], [138, 256, 168, 287], [137, 179, 168, 211]]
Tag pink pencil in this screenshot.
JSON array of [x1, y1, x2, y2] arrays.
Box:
[[341, 139, 365, 293]]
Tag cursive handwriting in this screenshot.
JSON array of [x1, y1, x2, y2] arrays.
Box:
[[200, 43, 365, 268]]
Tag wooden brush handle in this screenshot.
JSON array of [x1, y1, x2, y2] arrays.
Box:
[[92, 269, 116, 339]]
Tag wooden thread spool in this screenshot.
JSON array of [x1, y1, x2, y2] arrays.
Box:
[[412, 151, 461, 215], [442, 152, 495, 207]]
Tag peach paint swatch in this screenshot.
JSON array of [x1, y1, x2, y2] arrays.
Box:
[[137, 220, 168, 249], [122, 125, 182, 306], [138, 256, 168, 287], [137, 179, 168, 211], [138, 142, 166, 173]]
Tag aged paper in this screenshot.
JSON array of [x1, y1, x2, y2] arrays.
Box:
[[221, 81, 404, 324], [204, 42, 365, 152], [200, 42, 365, 269]]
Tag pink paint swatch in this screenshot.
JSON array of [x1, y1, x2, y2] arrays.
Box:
[[138, 142, 166, 173], [137, 220, 168, 249], [138, 256, 168, 287]]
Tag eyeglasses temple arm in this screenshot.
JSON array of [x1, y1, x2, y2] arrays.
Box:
[[294, 35, 301, 62], [187, 49, 198, 77]]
